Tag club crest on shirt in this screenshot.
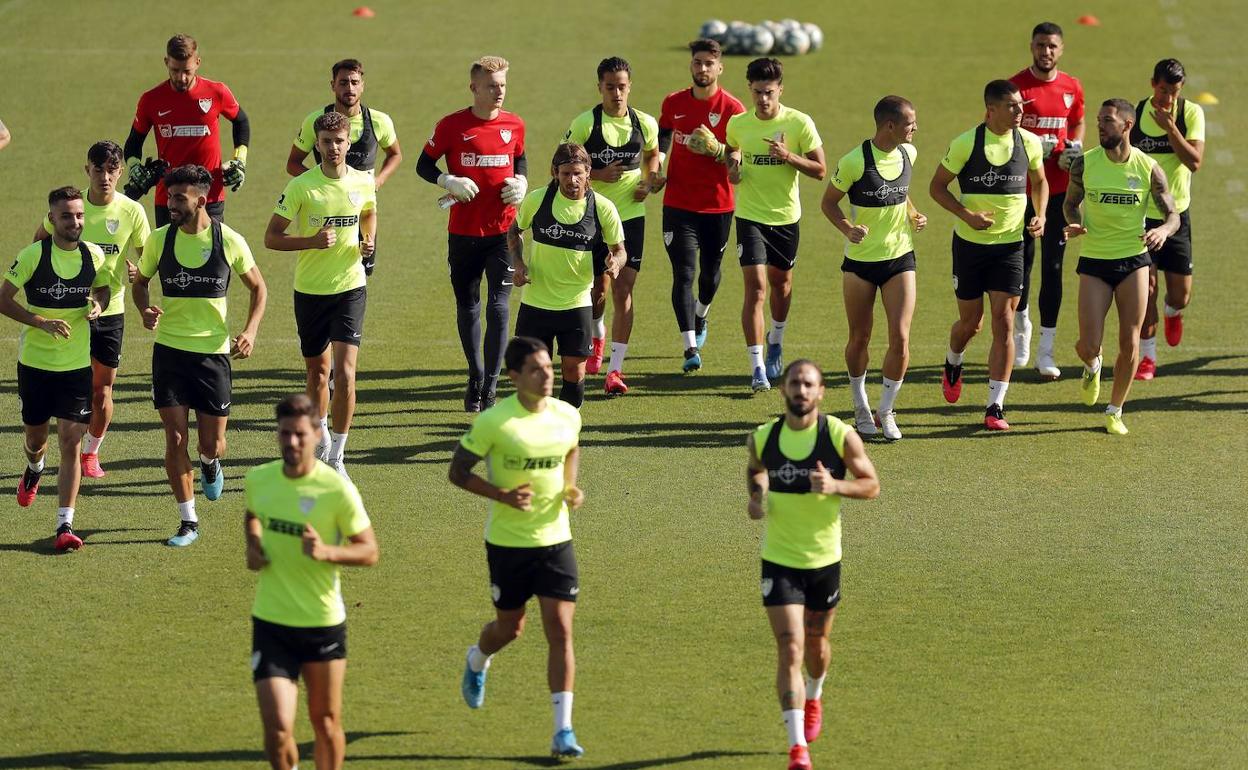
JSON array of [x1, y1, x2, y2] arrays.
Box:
[[1063, 93, 1074, 109], [1127, 176, 1140, 190], [708, 112, 722, 127], [198, 98, 212, 113], [500, 129, 513, 144], [105, 219, 120, 235], [348, 190, 363, 207], [299, 496, 316, 515]]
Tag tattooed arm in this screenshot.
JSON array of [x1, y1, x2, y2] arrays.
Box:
[[1143, 163, 1181, 251], [1062, 155, 1086, 240], [746, 433, 768, 520]]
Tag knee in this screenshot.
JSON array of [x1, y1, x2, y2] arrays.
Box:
[[744, 284, 766, 306], [888, 329, 910, 354], [166, 429, 189, 452], [58, 432, 79, 455], [1074, 339, 1097, 361], [309, 709, 341, 738], [264, 723, 294, 748], [502, 618, 525, 643], [307, 365, 329, 389], [198, 436, 226, 459], [845, 329, 871, 351], [546, 623, 573, 648], [776, 635, 803, 667], [334, 362, 358, 388]]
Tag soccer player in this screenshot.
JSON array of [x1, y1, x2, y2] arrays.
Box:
[[929, 80, 1048, 431], [821, 96, 926, 440], [655, 38, 746, 372], [417, 55, 527, 411], [0, 188, 110, 551], [134, 165, 267, 546], [266, 112, 377, 478], [1131, 58, 1205, 380], [125, 34, 250, 227], [246, 393, 379, 770], [1063, 100, 1179, 435], [725, 57, 826, 392], [746, 359, 879, 770], [34, 141, 151, 478], [287, 58, 402, 277], [1010, 21, 1085, 377], [507, 143, 625, 409], [449, 336, 587, 759], [563, 56, 660, 395]]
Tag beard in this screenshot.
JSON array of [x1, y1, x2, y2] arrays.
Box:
[[1099, 134, 1124, 150], [785, 398, 816, 417]]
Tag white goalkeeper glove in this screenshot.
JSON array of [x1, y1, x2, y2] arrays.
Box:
[[1040, 133, 1059, 159], [438, 173, 479, 202], [1058, 140, 1083, 171], [500, 175, 528, 206]]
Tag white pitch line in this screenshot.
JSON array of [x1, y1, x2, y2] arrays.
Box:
[[1237, 209, 1248, 224], [1171, 34, 1193, 49], [1215, 149, 1235, 165], [1166, 14, 1185, 28], [1159, 0, 1177, 6], [1227, 180, 1246, 194], [1206, 122, 1225, 138], [1188, 73, 1209, 89]]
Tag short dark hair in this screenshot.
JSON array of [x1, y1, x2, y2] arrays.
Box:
[[1103, 98, 1137, 124], [1153, 58, 1186, 84], [314, 111, 350, 135], [87, 140, 124, 168], [551, 142, 591, 170], [275, 393, 318, 422], [1032, 21, 1063, 38], [782, 358, 823, 384], [689, 38, 722, 58], [597, 56, 631, 82], [505, 336, 549, 373], [984, 79, 1020, 105], [166, 34, 197, 60], [331, 58, 364, 79], [163, 164, 212, 194], [746, 57, 783, 84], [874, 96, 913, 127], [48, 186, 83, 208]]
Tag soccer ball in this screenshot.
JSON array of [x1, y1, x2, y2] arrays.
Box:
[[725, 21, 753, 55], [780, 18, 803, 31], [749, 25, 775, 55], [700, 19, 729, 43], [774, 27, 811, 56], [759, 19, 783, 37], [802, 22, 824, 52]]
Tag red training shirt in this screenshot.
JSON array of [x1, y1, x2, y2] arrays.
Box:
[[427, 108, 526, 237], [132, 77, 241, 206], [659, 87, 746, 213], [1010, 67, 1084, 195]]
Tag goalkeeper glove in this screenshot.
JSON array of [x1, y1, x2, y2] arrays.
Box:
[[1058, 140, 1083, 171], [438, 173, 479, 202], [500, 175, 528, 206], [688, 125, 724, 161], [123, 157, 169, 200], [223, 158, 246, 191]]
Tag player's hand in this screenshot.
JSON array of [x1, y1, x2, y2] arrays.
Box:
[[439, 173, 479, 202], [594, 161, 625, 184], [1027, 216, 1046, 238], [747, 494, 766, 520], [1063, 223, 1088, 240], [500, 175, 528, 206], [964, 210, 995, 230], [222, 159, 246, 192], [231, 331, 255, 360], [359, 237, 376, 258], [563, 486, 585, 510], [36, 316, 71, 339], [512, 260, 529, 287], [141, 305, 163, 330], [810, 461, 837, 495], [302, 523, 331, 561], [499, 483, 534, 511], [245, 540, 268, 571], [632, 178, 650, 202], [85, 295, 102, 321], [124, 157, 167, 199], [126, 259, 139, 285], [1058, 140, 1083, 171], [846, 224, 870, 244], [765, 133, 790, 162], [605, 251, 626, 279], [727, 156, 742, 185], [1040, 133, 1059, 159], [689, 125, 724, 159], [647, 170, 667, 193], [1152, 107, 1177, 134], [311, 225, 337, 249], [911, 211, 928, 231], [1142, 227, 1170, 252]]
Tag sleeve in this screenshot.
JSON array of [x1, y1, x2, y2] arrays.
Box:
[[904, 143, 918, 164], [596, 196, 625, 245], [226, 229, 257, 274], [940, 132, 971, 174], [243, 470, 257, 516], [1023, 131, 1045, 170], [797, 112, 822, 154], [90, 247, 112, 289], [725, 115, 740, 148], [273, 178, 302, 221], [130, 205, 152, 255], [459, 412, 495, 457], [641, 112, 660, 151], [514, 188, 540, 230], [131, 92, 151, 133], [374, 110, 398, 148], [658, 94, 673, 131], [138, 231, 160, 278], [564, 112, 591, 145], [1069, 78, 1085, 127], [568, 406, 582, 446], [5, 248, 36, 289], [829, 148, 864, 193], [218, 82, 241, 121], [337, 481, 371, 538], [360, 178, 378, 212], [426, 116, 451, 161], [295, 112, 319, 152], [1187, 102, 1206, 142]]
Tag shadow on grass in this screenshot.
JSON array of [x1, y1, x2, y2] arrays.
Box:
[[0, 527, 165, 555]]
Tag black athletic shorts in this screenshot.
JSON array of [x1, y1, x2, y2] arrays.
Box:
[[951, 234, 1024, 300], [514, 303, 593, 358], [594, 215, 645, 274], [1145, 210, 1193, 276], [662, 207, 733, 262], [841, 251, 917, 287], [17, 363, 91, 426], [737, 218, 800, 271], [293, 287, 367, 358], [89, 314, 125, 369], [251, 617, 347, 682], [448, 233, 512, 300], [486, 540, 579, 610], [151, 342, 232, 415], [155, 200, 225, 228], [761, 559, 841, 611], [1076, 253, 1153, 289]]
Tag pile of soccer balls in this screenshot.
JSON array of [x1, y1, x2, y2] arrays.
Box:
[[699, 19, 824, 56]]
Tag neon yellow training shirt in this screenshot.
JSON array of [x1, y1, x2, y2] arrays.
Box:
[[6, 240, 110, 371], [1134, 98, 1204, 216], [294, 107, 398, 158], [1079, 145, 1158, 260], [514, 185, 623, 311], [941, 125, 1044, 245], [726, 105, 822, 226], [564, 107, 659, 222], [43, 193, 149, 318], [830, 142, 918, 262], [274, 165, 377, 295]]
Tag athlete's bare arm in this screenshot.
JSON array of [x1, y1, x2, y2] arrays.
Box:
[[820, 184, 864, 242], [562, 446, 583, 510], [1143, 163, 1181, 250], [1062, 156, 1086, 238], [0, 117, 10, 151], [506, 222, 527, 286], [1027, 163, 1050, 237], [375, 139, 403, 189], [833, 430, 880, 500], [232, 265, 267, 360], [285, 145, 310, 177], [745, 434, 768, 520], [449, 444, 533, 510], [929, 164, 992, 230]]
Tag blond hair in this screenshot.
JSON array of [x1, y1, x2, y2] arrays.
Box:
[[470, 55, 509, 78]]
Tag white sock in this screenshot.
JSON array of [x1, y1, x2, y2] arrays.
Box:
[[848, 374, 869, 411], [946, 347, 965, 367], [695, 300, 711, 318], [1086, 355, 1103, 374], [804, 674, 826, 700], [467, 644, 492, 673], [1039, 326, 1057, 350], [681, 330, 696, 350], [1164, 303, 1181, 318], [1140, 336, 1157, 361], [592, 315, 606, 339], [783, 709, 807, 747], [82, 432, 104, 455], [28, 456, 45, 473], [1105, 403, 1123, 416], [768, 318, 787, 345], [1015, 308, 1030, 326], [608, 342, 628, 373], [879, 377, 903, 415], [552, 691, 574, 733], [57, 507, 74, 527], [987, 379, 1009, 408], [178, 499, 197, 524], [747, 345, 764, 371], [330, 431, 348, 463], [199, 453, 216, 467], [318, 417, 330, 444]]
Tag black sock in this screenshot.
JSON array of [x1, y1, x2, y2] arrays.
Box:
[[456, 303, 484, 381], [559, 379, 585, 408]]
